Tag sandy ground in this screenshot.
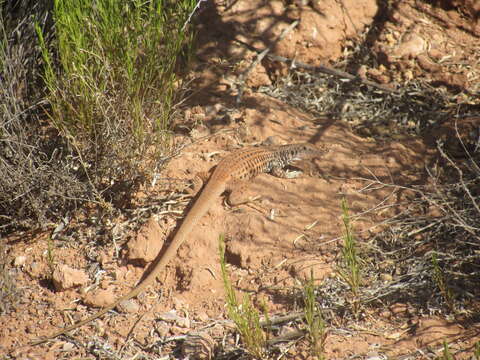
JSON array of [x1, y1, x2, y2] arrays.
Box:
[[2, 0, 479, 358]]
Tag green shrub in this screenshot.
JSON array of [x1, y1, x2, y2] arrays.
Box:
[[36, 0, 196, 197]]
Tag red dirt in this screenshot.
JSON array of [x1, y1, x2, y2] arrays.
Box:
[[2, 0, 479, 358]]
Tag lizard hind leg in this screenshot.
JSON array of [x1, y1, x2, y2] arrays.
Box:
[[224, 178, 256, 207], [224, 179, 267, 217]]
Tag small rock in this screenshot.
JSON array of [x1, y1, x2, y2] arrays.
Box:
[[158, 310, 190, 327], [196, 312, 210, 322], [176, 317, 191, 328], [52, 264, 89, 291], [83, 287, 116, 308], [158, 310, 181, 323], [13, 255, 27, 267], [117, 299, 140, 313], [155, 322, 170, 338], [127, 217, 165, 264], [169, 325, 185, 334], [62, 342, 75, 352]]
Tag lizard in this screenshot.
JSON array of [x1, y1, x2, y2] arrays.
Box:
[[30, 142, 328, 346]]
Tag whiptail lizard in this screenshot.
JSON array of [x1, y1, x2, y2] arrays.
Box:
[[30, 143, 327, 345]]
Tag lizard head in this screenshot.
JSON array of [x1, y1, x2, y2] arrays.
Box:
[[284, 143, 329, 161]]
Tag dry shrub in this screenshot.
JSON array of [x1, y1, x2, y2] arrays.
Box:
[[0, 1, 93, 232], [367, 127, 479, 315]]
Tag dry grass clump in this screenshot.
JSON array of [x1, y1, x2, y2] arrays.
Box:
[[1, 2, 90, 231], [260, 68, 479, 139], [365, 134, 479, 316]]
